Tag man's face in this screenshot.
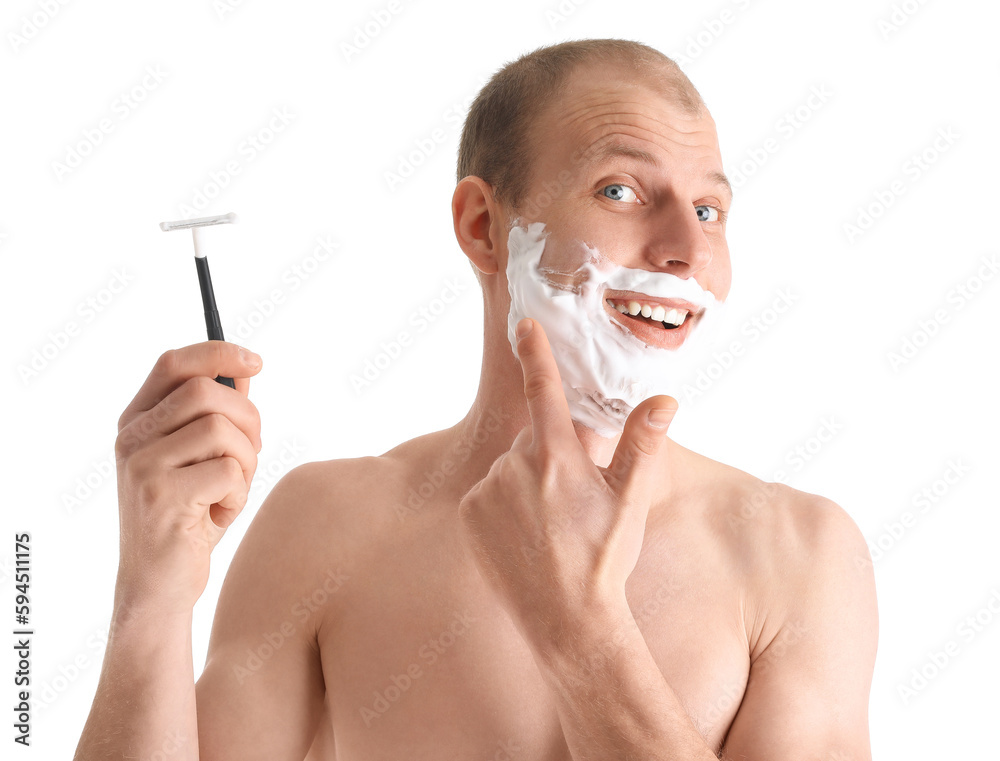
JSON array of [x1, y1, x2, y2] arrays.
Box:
[[495, 62, 733, 435], [503, 61, 732, 315]]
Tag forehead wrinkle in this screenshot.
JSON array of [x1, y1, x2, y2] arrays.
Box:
[[561, 82, 705, 119], [576, 120, 718, 161], [562, 99, 712, 144], [589, 139, 659, 166], [534, 87, 727, 198]]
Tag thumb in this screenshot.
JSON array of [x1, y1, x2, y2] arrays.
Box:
[[605, 395, 678, 499]]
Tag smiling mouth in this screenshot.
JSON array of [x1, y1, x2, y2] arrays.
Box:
[[604, 297, 690, 331]]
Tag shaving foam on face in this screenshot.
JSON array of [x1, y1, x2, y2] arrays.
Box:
[[506, 220, 725, 437]]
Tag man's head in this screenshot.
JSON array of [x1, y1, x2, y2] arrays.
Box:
[[452, 38, 732, 434]]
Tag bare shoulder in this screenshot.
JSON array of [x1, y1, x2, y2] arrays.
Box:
[[761, 480, 874, 581], [198, 456, 406, 759], [230, 455, 399, 590], [692, 462, 880, 756], [263, 454, 407, 541], [275, 455, 401, 506], [679, 448, 878, 658], [689, 447, 872, 574], [743, 479, 878, 666], [768, 482, 879, 636]]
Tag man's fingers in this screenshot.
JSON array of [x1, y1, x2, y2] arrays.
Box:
[[605, 395, 678, 502], [515, 318, 575, 448], [510, 423, 533, 452], [121, 341, 262, 426]]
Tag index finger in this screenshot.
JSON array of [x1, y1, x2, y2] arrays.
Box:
[[514, 318, 576, 449], [122, 340, 262, 421]]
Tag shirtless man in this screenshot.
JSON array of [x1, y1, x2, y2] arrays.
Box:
[[76, 39, 878, 760]]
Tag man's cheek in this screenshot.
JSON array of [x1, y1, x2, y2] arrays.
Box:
[[537, 233, 597, 292]]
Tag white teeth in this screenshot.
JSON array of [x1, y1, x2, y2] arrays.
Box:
[[663, 307, 684, 326], [606, 298, 689, 327]]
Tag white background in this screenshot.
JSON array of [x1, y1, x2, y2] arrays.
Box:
[[2, 0, 998, 757]]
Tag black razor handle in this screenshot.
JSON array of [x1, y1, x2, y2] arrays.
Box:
[[195, 256, 236, 389]]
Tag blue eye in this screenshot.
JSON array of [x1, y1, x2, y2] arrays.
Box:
[[602, 184, 638, 203], [696, 205, 720, 222]]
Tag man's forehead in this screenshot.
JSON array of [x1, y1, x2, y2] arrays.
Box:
[[532, 77, 728, 200], [556, 60, 707, 122]]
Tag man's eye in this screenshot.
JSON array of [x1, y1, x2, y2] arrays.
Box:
[[601, 184, 639, 203], [696, 205, 720, 222]]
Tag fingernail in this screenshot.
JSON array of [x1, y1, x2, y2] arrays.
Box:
[[240, 347, 262, 368], [516, 318, 533, 339], [647, 408, 673, 428]]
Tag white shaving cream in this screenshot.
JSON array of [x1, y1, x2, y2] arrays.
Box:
[[506, 220, 724, 437]]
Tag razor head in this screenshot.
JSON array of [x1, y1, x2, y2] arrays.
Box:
[[159, 212, 237, 232]]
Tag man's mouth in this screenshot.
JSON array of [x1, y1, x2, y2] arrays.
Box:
[[602, 293, 703, 349], [604, 298, 690, 330]]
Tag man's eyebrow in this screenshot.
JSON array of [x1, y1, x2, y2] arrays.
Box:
[[582, 141, 733, 202], [585, 141, 659, 167], [706, 169, 733, 202]]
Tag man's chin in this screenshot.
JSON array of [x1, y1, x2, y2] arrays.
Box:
[[563, 385, 631, 438]]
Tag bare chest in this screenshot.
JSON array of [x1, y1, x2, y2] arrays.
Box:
[[308, 509, 752, 760]]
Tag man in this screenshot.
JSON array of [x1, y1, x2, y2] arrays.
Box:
[[76, 39, 878, 760]]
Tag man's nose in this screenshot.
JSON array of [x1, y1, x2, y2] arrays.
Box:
[[642, 201, 714, 276]]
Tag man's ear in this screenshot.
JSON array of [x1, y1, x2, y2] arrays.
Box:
[[452, 176, 503, 276]]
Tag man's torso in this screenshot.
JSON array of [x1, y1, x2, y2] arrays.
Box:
[[291, 433, 801, 760]]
